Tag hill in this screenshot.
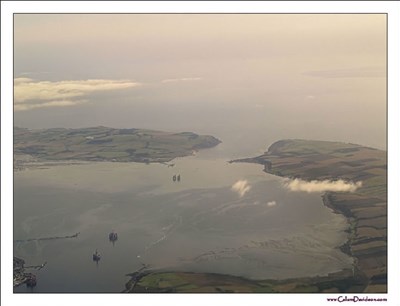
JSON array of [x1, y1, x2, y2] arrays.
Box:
[[14, 126, 221, 165]]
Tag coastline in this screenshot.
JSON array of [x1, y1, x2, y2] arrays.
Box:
[[14, 126, 221, 169], [13, 137, 386, 293], [230, 139, 387, 293], [124, 139, 386, 293]]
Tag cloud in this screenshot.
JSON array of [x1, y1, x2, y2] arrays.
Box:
[[304, 66, 385, 79], [161, 77, 202, 83], [231, 179, 251, 197], [14, 99, 87, 111], [253, 200, 277, 207], [14, 77, 35, 85], [283, 178, 362, 193], [17, 71, 51, 77], [14, 78, 141, 111]]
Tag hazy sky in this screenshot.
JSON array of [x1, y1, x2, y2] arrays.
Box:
[[14, 14, 387, 150]]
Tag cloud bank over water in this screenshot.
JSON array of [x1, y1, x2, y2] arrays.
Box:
[[284, 178, 362, 193], [231, 180, 251, 197], [14, 78, 141, 111], [161, 77, 202, 83], [253, 200, 277, 207]]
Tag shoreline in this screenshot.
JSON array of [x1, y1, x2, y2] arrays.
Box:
[[14, 126, 222, 169], [125, 139, 386, 293], [229, 139, 386, 293]]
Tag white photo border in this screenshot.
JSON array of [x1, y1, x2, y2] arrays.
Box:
[[2, 1, 399, 306]]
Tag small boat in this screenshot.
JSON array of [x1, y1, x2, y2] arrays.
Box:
[[109, 231, 118, 242], [93, 249, 101, 262]]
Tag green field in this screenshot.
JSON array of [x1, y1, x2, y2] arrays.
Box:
[[126, 269, 365, 293], [14, 126, 221, 165], [233, 139, 387, 293]]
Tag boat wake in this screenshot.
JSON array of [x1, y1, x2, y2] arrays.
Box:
[[142, 215, 182, 255]]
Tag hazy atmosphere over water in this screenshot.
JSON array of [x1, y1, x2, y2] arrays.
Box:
[[12, 12, 389, 294], [14, 14, 386, 152]]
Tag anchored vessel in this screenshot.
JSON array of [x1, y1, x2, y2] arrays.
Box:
[[172, 174, 181, 182], [93, 250, 101, 262], [109, 231, 118, 242]]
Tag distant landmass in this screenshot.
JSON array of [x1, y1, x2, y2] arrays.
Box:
[[14, 126, 221, 165], [126, 139, 386, 293]]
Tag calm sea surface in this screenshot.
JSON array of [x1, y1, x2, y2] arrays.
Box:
[[14, 144, 353, 293]]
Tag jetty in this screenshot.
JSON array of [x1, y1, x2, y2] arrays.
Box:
[[13, 257, 45, 287], [14, 232, 80, 243], [123, 264, 150, 292]]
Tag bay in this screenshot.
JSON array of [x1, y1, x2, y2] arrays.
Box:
[[14, 149, 352, 293]]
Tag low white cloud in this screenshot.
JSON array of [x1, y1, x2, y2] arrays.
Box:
[[231, 180, 251, 197], [161, 77, 202, 83], [284, 178, 362, 193], [253, 200, 277, 207], [14, 99, 87, 111], [17, 71, 51, 77], [14, 77, 34, 84], [14, 78, 141, 111], [304, 66, 385, 78]]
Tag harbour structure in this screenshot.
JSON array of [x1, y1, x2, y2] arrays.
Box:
[[13, 257, 40, 288], [26, 274, 37, 287]]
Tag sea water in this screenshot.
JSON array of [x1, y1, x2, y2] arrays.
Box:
[[14, 148, 352, 293]]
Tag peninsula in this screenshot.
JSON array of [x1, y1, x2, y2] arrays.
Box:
[[14, 126, 221, 166], [233, 139, 387, 292]]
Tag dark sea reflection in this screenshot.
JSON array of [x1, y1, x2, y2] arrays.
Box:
[[14, 156, 352, 293]]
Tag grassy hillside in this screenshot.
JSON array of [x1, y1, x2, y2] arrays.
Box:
[[234, 139, 387, 293], [126, 139, 387, 293], [14, 126, 221, 164], [126, 269, 365, 293]]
